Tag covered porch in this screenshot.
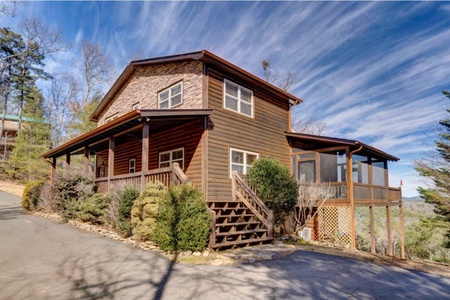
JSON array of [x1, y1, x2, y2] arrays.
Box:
[[286, 132, 405, 258], [41, 109, 213, 192]]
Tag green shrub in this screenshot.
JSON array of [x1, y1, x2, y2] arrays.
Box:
[[246, 157, 299, 225], [22, 180, 44, 211], [118, 186, 140, 237], [38, 182, 58, 213], [131, 181, 166, 241], [52, 173, 96, 221], [77, 193, 109, 224], [153, 184, 210, 252]]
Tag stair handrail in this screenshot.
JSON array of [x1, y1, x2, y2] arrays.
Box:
[[232, 171, 274, 237], [171, 162, 190, 185]]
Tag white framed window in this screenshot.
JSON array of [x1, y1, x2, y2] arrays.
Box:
[[159, 148, 184, 169], [230, 148, 259, 177], [132, 102, 140, 110], [158, 82, 183, 109], [105, 113, 119, 123], [224, 79, 254, 117], [129, 158, 136, 173]]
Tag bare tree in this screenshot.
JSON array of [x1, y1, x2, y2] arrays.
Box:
[[262, 59, 299, 92], [262, 59, 326, 135], [0, 0, 22, 17], [294, 181, 334, 234], [44, 73, 78, 147], [292, 115, 326, 135], [80, 40, 112, 106]]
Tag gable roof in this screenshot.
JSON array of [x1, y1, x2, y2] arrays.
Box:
[[285, 132, 400, 161], [90, 50, 303, 121]]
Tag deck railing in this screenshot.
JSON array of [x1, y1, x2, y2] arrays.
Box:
[[94, 163, 189, 193], [353, 183, 402, 204], [232, 171, 274, 237]]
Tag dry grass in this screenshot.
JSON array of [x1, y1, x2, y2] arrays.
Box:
[[0, 180, 25, 197]]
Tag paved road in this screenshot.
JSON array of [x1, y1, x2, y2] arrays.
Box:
[[1, 190, 449, 300]]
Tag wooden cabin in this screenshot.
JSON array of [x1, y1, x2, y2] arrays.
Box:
[[41, 50, 403, 254], [1, 115, 25, 164]]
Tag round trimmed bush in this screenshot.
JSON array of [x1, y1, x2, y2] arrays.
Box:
[[22, 180, 44, 211], [130, 181, 166, 241], [246, 157, 299, 225], [153, 184, 210, 252]]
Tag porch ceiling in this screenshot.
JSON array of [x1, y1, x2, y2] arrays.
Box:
[[285, 132, 399, 161], [42, 109, 213, 160]]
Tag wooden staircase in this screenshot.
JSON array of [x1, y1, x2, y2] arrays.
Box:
[[209, 172, 274, 250]]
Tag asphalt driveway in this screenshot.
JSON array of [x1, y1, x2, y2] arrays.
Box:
[[0, 190, 449, 300]]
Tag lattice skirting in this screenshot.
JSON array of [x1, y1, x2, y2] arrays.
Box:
[[317, 206, 352, 247]]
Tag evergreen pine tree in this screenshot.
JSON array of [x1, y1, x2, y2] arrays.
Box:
[[416, 91, 450, 248], [7, 85, 51, 181]]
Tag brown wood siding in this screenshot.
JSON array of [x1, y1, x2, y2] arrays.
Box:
[[96, 119, 204, 190], [96, 138, 142, 176], [148, 119, 204, 189], [206, 68, 291, 202]]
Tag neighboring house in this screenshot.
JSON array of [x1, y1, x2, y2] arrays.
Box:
[[41, 50, 403, 255], [0, 115, 26, 163]]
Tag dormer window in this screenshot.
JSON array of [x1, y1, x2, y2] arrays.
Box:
[[224, 79, 253, 117], [132, 102, 140, 110], [105, 113, 119, 123], [158, 82, 183, 109]]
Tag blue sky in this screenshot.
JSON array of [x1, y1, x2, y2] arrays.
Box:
[[3, 1, 450, 197]]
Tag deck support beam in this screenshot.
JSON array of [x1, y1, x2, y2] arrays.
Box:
[[346, 149, 356, 249], [370, 205, 375, 254], [399, 202, 405, 259], [141, 121, 149, 190], [386, 205, 393, 256], [108, 137, 115, 193]]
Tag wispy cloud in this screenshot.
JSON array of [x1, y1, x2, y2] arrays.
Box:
[[2, 1, 449, 196]]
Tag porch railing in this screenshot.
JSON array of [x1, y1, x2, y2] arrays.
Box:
[[353, 183, 402, 204], [94, 162, 189, 193], [232, 171, 274, 237]]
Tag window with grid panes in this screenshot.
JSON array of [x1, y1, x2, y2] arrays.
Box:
[[230, 148, 258, 177], [159, 148, 184, 169], [158, 82, 183, 109], [224, 79, 253, 117]]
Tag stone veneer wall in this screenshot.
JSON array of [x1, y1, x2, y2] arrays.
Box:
[[98, 60, 204, 126]]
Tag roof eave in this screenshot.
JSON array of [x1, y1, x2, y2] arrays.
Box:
[[285, 131, 399, 162]]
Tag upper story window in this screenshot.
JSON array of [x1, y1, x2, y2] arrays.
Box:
[[224, 79, 254, 117], [230, 148, 258, 177], [105, 113, 119, 123], [159, 148, 184, 169], [132, 102, 140, 110], [158, 82, 183, 109]]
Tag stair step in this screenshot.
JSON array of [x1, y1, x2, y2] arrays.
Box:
[[211, 237, 274, 249], [216, 229, 267, 237], [215, 221, 260, 227]]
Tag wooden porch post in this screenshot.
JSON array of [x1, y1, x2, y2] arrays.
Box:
[[65, 153, 71, 173], [399, 202, 405, 259], [84, 146, 90, 175], [386, 205, 393, 256], [108, 137, 115, 193], [141, 121, 149, 190], [370, 206, 376, 254], [346, 149, 356, 249], [50, 157, 56, 183]]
